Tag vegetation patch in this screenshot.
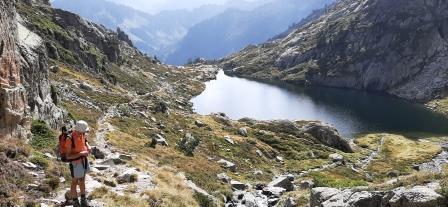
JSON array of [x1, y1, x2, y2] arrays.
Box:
[[309, 167, 368, 188], [30, 120, 57, 151], [358, 134, 441, 182]]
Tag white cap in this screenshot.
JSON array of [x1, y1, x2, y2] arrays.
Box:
[[74, 120, 90, 133]]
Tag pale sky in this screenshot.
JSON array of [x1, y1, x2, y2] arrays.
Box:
[[106, 0, 261, 14]]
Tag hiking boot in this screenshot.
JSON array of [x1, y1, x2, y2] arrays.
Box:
[[80, 198, 90, 207]]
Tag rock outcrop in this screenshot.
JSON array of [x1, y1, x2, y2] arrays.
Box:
[[0, 0, 29, 139], [222, 0, 448, 102], [301, 121, 353, 152]]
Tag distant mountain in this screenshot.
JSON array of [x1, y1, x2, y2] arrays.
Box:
[[51, 0, 269, 61], [166, 0, 335, 65]]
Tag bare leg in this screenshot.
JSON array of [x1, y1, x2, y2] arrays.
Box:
[[79, 177, 86, 195], [70, 178, 79, 199]]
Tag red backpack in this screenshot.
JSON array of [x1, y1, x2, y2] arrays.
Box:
[[59, 131, 74, 162]]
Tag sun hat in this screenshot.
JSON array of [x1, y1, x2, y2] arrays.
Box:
[[74, 120, 90, 133]]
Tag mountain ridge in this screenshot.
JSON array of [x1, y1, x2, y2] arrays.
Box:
[[221, 0, 448, 103]]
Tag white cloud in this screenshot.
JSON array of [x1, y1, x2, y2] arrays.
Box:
[[106, 0, 259, 14]]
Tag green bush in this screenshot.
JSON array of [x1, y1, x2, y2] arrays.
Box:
[[30, 120, 56, 151]]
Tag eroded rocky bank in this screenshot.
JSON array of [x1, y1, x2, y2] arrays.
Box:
[[1, 0, 448, 207]]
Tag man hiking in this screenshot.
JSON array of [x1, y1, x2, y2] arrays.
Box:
[[65, 120, 92, 207]]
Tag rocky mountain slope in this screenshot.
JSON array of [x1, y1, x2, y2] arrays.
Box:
[[51, 0, 270, 62], [221, 0, 448, 103], [2, 0, 448, 206]]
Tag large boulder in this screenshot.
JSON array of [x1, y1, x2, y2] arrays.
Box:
[[301, 122, 353, 153], [310, 183, 446, 207], [388, 185, 447, 207]]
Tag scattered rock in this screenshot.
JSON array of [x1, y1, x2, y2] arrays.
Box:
[[43, 153, 55, 159], [92, 147, 106, 159], [230, 180, 247, 191], [276, 156, 284, 162], [224, 135, 235, 145], [387, 170, 400, 178], [284, 197, 297, 207], [218, 159, 237, 172], [119, 154, 132, 161], [49, 65, 60, 73], [256, 150, 264, 157], [263, 186, 287, 197], [238, 127, 248, 137], [154, 101, 168, 113], [254, 170, 263, 175], [80, 82, 94, 91], [300, 180, 315, 189], [217, 173, 231, 183], [22, 162, 38, 170], [102, 179, 117, 187], [116, 171, 138, 184], [150, 134, 168, 147], [329, 153, 344, 162], [268, 175, 295, 192], [195, 120, 206, 127], [92, 165, 109, 171]]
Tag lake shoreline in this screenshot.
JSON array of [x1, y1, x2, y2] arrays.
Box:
[[192, 69, 448, 138]]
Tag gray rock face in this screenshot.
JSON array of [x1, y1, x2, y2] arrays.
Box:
[[310, 183, 447, 207], [18, 18, 65, 129], [302, 122, 353, 153], [222, 0, 448, 102]]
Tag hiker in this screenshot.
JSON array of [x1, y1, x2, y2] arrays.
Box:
[[64, 121, 92, 207]]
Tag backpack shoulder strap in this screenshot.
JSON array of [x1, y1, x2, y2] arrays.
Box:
[[68, 132, 75, 149]]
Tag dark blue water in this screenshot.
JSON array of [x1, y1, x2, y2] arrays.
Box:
[[191, 71, 448, 137]]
